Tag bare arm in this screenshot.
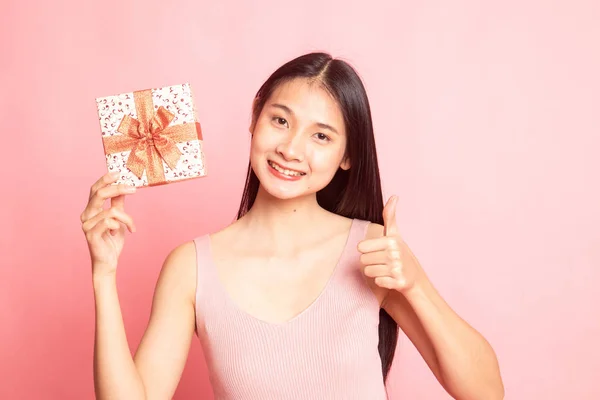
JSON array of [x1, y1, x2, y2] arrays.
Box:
[[133, 241, 198, 399], [93, 273, 145, 399], [361, 221, 503, 400], [93, 242, 198, 400], [383, 285, 504, 400]]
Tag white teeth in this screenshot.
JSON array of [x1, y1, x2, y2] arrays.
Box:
[[269, 161, 303, 177]]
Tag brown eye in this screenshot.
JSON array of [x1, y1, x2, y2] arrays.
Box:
[[272, 116, 288, 127], [315, 132, 331, 142]]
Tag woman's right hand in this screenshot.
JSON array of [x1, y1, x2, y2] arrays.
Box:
[[81, 172, 137, 279]]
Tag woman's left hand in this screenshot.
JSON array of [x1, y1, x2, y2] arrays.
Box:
[[357, 195, 425, 294]]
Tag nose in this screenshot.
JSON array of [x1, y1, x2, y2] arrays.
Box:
[[276, 132, 305, 162]]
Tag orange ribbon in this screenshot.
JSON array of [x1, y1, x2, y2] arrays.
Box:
[[102, 89, 202, 186]]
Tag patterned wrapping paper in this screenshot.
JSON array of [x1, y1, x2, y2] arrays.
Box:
[[95, 82, 207, 188]]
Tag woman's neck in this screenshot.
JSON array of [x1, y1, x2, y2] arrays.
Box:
[[239, 185, 334, 253]]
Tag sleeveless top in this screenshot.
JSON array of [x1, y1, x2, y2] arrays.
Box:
[[192, 218, 388, 399]]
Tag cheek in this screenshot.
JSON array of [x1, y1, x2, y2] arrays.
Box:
[[249, 130, 279, 173], [251, 123, 280, 153], [309, 147, 345, 174], [250, 132, 271, 158]]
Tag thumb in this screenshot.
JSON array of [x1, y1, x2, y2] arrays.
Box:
[[383, 195, 398, 236]]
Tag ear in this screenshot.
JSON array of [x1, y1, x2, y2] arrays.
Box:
[[340, 155, 351, 171]]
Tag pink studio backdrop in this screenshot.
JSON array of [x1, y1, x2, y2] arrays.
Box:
[[1, 1, 599, 399]]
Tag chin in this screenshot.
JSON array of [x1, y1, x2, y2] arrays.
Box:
[[260, 178, 331, 202], [260, 173, 310, 200], [262, 185, 306, 200]]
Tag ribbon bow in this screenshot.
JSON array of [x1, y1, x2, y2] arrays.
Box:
[[102, 89, 202, 186]]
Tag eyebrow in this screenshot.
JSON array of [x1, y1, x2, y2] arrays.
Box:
[[268, 103, 340, 135]]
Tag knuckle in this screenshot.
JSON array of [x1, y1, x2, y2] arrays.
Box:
[[387, 249, 400, 261], [385, 249, 394, 260], [97, 186, 107, 198]]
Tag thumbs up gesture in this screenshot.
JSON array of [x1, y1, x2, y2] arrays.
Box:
[[358, 195, 424, 293]]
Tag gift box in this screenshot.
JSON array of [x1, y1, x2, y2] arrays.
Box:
[[95, 82, 207, 188]]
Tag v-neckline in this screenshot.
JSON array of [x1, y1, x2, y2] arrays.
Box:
[[204, 218, 357, 327]]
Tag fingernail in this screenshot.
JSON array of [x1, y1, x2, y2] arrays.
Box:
[[110, 172, 120, 178], [125, 186, 136, 193]]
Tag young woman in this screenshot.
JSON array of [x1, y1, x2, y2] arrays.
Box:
[[82, 52, 504, 399]]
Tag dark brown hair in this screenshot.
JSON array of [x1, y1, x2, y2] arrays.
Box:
[[236, 52, 398, 382]]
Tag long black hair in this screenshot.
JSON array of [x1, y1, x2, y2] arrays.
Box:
[[235, 52, 398, 382]]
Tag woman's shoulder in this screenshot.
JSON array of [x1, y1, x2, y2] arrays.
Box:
[[155, 238, 203, 300], [164, 221, 229, 269], [167, 240, 198, 260], [154, 222, 235, 304]]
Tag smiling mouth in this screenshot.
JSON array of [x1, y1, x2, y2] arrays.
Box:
[[267, 160, 306, 177]]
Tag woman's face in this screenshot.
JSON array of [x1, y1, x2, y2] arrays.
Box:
[[249, 78, 350, 200]]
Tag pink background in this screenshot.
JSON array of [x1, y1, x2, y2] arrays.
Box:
[[2, 1, 599, 399]]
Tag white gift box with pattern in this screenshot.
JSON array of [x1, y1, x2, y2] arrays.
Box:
[[95, 82, 207, 188]]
